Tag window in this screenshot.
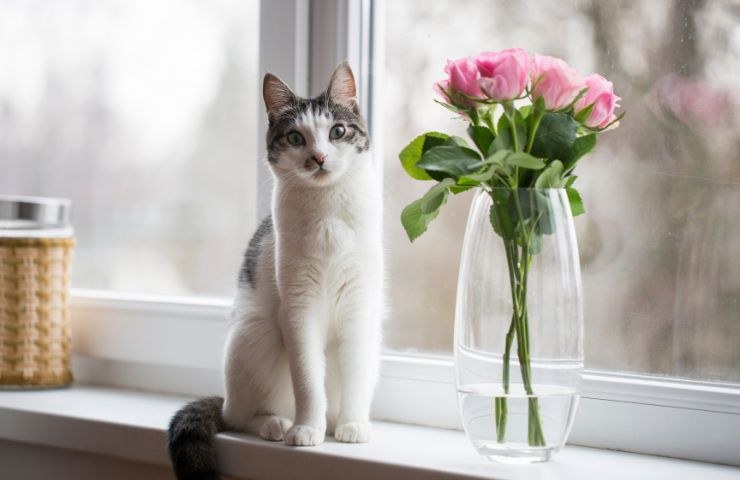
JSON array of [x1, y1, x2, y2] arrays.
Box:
[[0, 0, 260, 297], [382, 0, 740, 384], [3, 0, 738, 466]]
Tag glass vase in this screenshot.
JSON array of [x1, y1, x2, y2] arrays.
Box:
[[454, 188, 583, 463]]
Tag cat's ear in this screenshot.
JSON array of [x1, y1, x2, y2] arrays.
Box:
[[263, 73, 296, 120], [327, 61, 358, 109]]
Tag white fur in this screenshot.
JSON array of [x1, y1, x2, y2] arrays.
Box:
[[222, 106, 383, 447]]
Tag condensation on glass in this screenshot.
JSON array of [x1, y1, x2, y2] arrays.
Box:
[[382, 0, 740, 383], [0, 1, 260, 297]]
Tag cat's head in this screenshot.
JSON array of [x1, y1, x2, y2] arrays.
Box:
[[262, 62, 369, 186]]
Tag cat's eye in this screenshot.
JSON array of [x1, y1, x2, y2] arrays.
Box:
[[329, 124, 346, 140], [286, 131, 305, 146]]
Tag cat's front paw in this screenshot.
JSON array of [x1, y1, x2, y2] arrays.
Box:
[[284, 424, 325, 446], [334, 421, 371, 443], [259, 416, 292, 442]]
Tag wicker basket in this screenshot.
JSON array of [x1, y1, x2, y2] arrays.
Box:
[[0, 236, 75, 388]]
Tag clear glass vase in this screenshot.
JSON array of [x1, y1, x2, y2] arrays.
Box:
[[454, 188, 583, 464]]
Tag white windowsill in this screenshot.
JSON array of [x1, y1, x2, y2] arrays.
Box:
[[0, 386, 737, 480], [66, 291, 740, 465]]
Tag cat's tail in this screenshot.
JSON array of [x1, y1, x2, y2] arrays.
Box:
[[167, 396, 226, 480]]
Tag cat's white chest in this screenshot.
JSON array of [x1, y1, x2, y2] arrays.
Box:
[[311, 215, 356, 255]]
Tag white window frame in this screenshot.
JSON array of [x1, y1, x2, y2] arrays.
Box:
[[67, 0, 740, 467]]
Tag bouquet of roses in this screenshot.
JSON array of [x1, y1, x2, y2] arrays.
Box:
[[400, 48, 622, 446]]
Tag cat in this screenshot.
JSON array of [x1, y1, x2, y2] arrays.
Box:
[[167, 62, 384, 480]]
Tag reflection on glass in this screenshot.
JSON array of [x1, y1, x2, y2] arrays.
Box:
[[383, 0, 740, 383], [0, 1, 260, 297]]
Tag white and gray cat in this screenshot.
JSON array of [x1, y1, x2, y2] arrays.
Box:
[[167, 63, 384, 480]]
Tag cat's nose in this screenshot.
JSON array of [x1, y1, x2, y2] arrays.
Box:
[[312, 154, 327, 167]]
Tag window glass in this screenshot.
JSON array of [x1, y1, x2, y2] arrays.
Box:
[[382, 0, 740, 383], [0, 0, 260, 296]]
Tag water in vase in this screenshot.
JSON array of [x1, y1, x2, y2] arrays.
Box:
[[458, 382, 579, 463]]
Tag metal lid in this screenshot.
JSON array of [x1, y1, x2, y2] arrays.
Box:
[[0, 195, 71, 230]]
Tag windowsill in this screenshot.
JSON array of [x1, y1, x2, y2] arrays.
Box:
[[0, 385, 737, 480]]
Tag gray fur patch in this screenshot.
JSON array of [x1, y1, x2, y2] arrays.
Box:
[[167, 396, 225, 480], [239, 215, 273, 288]]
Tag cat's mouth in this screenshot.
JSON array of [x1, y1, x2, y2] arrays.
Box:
[[303, 160, 332, 178], [312, 169, 332, 179]]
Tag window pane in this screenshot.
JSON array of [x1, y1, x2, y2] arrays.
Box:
[[382, 0, 740, 383], [0, 0, 260, 297]]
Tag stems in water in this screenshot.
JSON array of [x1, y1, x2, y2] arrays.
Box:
[[493, 192, 546, 447]]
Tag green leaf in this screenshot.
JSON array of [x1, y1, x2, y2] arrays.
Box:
[[506, 152, 546, 170], [530, 113, 578, 161], [434, 99, 468, 115], [455, 176, 481, 186], [492, 188, 510, 203], [564, 134, 596, 173], [450, 185, 475, 195], [564, 175, 577, 188], [445, 136, 469, 148], [508, 189, 537, 219], [399, 132, 449, 181], [533, 192, 555, 235], [503, 189, 555, 240], [573, 103, 595, 124], [497, 112, 509, 132], [535, 160, 564, 188], [567, 187, 585, 216], [417, 145, 483, 179], [401, 197, 443, 242], [460, 167, 496, 183], [494, 113, 527, 152], [533, 95, 546, 116], [420, 179, 455, 214], [490, 200, 515, 240], [467, 125, 495, 155], [485, 149, 511, 166], [457, 173, 484, 187], [507, 189, 533, 222], [528, 232, 543, 255], [491, 126, 512, 152]]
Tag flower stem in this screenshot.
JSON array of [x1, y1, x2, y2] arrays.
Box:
[[526, 109, 545, 153], [495, 309, 517, 442], [516, 251, 546, 447], [503, 101, 521, 153], [494, 191, 547, 448], [503, 314, 516, 394], [496, 235, 520, 443]]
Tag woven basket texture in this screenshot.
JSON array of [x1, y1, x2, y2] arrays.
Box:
[[0, 236, 75, 387]]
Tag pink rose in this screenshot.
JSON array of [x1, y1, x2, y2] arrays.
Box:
[[475, 48, 531, 101], [530, 55, 584, 110], [443, 57, 482, 99], [650, 73, 731, 128], [574, 74, 621, 128]]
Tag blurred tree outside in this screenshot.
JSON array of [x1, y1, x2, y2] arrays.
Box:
[[0, 1, 260, 297]]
